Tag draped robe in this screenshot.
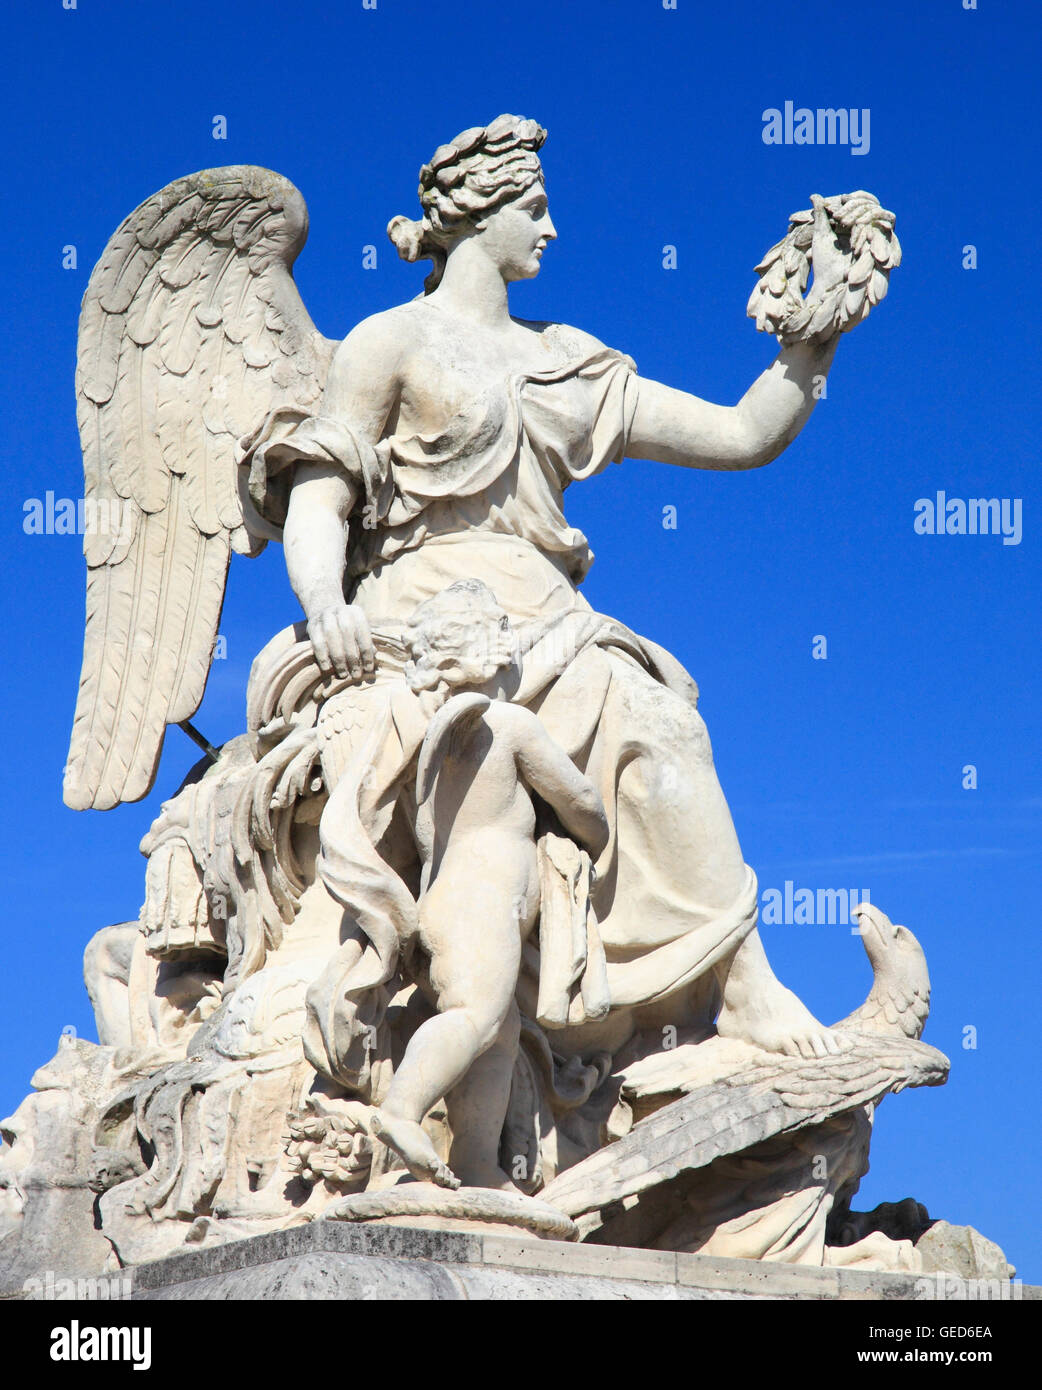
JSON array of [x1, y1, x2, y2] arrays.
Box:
[[244, 337, 759, 1085]]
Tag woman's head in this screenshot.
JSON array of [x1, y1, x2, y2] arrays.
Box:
[[388, 115, 551, 290]]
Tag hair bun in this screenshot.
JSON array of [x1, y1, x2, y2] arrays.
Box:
[[389, 117, 547, 292], [386, 214, 426, 263]]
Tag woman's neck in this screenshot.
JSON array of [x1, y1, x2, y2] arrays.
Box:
[[428, 242, 511, 328]]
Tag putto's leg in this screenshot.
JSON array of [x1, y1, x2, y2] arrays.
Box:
[[370, 1110, 459, 1190], [372, 1009, 484, 1189], [374, 870, 524, 1187], [445, 1003, 522, 1191]]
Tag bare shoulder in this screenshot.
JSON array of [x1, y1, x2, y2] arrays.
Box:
[[511, 318, 633, 364], [333, 303, 426, 375]]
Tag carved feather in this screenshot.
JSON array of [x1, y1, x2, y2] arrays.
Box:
[[541, 1030, 949, 1219], [65, 166, 337, 810]]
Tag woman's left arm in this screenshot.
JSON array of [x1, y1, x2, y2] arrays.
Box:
[[626, 336, 838, 472]]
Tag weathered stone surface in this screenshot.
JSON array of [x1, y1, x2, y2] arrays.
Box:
[[917, 1221, 1015, 1281], [3, 114, 1007, 1282], [0, 1041, 123, 1290], [323, 1183, 578, 1240], [542, 1030, 947, 1221], [6, 1225, 1032, 1303]]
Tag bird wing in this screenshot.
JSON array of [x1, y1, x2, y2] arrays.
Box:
[[541, 1033, 948, 1218]]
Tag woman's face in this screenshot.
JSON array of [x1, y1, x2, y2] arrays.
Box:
[[474, 179, 557, 282]]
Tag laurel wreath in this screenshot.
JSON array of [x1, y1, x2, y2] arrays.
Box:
[[747, 190, 902, 344]]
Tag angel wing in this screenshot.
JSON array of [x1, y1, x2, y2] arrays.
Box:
[[64, 165, 336, 810]]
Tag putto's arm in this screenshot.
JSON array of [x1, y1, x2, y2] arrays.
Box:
[[626, 336, 837, 472], [511, 708, 610, 857]]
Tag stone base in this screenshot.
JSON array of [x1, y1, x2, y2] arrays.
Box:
[[323, 1184, 578, 1241], [8, 1222, 1028, 1302]]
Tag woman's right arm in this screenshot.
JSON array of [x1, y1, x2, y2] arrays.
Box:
[[282, 314, 404, 680]]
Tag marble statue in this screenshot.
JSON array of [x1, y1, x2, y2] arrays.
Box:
[[1, 115, 1010, 1286]]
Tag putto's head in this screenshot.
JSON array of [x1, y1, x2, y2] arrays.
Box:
[[388, 115, 554, 290], [405, 580, 518, 696]]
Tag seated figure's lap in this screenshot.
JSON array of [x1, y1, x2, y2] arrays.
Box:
[[537, 646, 748, 951]]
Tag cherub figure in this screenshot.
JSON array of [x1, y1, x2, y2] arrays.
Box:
[[370, 580, 609, 1190]]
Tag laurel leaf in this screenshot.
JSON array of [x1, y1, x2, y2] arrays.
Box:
[[844, 284, 868, 318], [869, 268, 889, 304], [848, 249, 875, 286], [869, 227, 891, 263], [753, 241, 785, 275]]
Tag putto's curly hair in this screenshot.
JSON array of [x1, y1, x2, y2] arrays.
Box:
[[387, 114, 547, 292], [404, 580, 514, 694]]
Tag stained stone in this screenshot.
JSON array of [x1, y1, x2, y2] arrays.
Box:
[[0, 116, 1012, 1296]]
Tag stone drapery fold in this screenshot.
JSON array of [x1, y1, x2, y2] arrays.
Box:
[[241, 349, 639, 586]]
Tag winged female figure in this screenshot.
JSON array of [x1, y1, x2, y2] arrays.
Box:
[[64, 117, 904, 1197]]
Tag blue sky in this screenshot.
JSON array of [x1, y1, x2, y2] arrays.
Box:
[[2, 0, 1039, 1279]]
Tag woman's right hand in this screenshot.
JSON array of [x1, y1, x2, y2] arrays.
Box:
[[307, 604, 376, 681]]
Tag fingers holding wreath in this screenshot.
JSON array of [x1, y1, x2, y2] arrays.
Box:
[[747, 191, 901, 344]]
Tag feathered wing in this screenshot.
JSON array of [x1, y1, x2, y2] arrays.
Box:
[[540, 1033, 949, 1218], [65, 166, 336, 810]]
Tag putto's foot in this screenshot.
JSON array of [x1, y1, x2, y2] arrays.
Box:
[[453, 1161, 519, 1193], [371, 1112, 460, 1190], [718, 982, 848, 1060]]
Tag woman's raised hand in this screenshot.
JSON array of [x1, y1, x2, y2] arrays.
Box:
[[807, 194, 849, 300]]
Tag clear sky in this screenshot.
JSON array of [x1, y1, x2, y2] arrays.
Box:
[[2, 0, 1039, 1280]]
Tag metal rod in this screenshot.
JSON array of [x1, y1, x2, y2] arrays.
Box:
[[178, 719, 221, 764]]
